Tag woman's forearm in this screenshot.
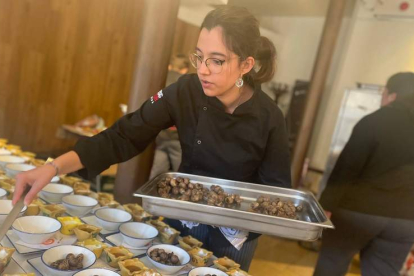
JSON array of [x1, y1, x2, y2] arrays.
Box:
[[53, 150, 84, 175]]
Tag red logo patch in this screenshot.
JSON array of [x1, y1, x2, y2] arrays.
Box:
[[151, 90, 163, 104]]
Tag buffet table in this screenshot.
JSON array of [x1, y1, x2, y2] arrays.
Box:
[[0, 141, 231, 276], [0, 196, 222, 276]]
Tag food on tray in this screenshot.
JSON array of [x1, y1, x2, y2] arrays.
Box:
[[98, 192, 120, 208], [132, 210, 155, 222], [227, 268, 252, 276], [157, 177, 242, 208], [76, 238, 107, 258], [26, 198, 44, 215], [213, 257, 240, 272], [149, 248, 181, 265], [17, 151, 36, 162], [60, 176, 83, 187], [73, 224, 101, 241], [178, 235, 203, 251], [40, 204, 66, 218], [50, 253, 84, 270], [29, 158, 46, 167], [118, 258, 148, 276], [123, 203, 144, 214], [73, 181, 91, 196], [188, 247, 213, 267], [0, 179, 15, 199], [0, 247, 15, 274], [146, 220, 180, 244], [104, 246, 133, 268], [58, 217, 83, 235], [250, 196, 303, 219]]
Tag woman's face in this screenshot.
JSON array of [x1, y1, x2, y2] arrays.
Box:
[[195, 26, 245, 97]]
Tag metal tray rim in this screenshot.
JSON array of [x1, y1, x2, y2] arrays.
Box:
[[139, 194, 334, 229]]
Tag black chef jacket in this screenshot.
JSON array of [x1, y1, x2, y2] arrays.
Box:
[[74, 73, 291, 187]]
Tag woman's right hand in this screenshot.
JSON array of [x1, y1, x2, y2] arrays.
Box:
[[12, 164, 56, 206]]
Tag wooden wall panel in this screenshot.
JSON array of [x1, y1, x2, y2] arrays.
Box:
[[171, 19, 200, 57], [0, 0, 144, 156], [0, 0, 199, 157], [171, 19, 200, 74]]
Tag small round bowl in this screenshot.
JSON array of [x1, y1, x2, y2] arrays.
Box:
[[95, 208, 132, 231], [120, 222, 158, 248], [51, 176, 60, 183], [0, 155, 25, 170], [0, 200, 27, 224], [74, 268, 120, 276], [5, 163, 36, 178], [40, 184, 73, 203], [188, 267, 229, 276], [12, 216, 61, 244], [42, 245, 96, 276], [0, 187, 7, 199], [62, 195, 98, 217], [146, 244, 191, 275], [0, 148, 11, 156]]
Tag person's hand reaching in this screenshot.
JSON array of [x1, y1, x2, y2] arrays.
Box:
[[12, 165, 56, 206]]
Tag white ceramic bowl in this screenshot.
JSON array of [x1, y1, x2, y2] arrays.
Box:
[[40, 184, 73, 203], [146, 244, 190, 274], [12, 216, 61, 244], [5, 163, 36, 178], [51, 176, 60, 183], [74, 268, 120, 276], [0, 155, 25, 169], [42, 245, 96, 276], [188, 267, 229, 276], [95, 208, 132, 231], [62, 195, 98, 217], [0, 200, 27, 225], [0, 148, 11, 156], [120, 222, 158, 248], [0, 187, 7, 199]]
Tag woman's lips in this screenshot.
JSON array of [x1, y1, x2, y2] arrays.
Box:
[[201, 79, 213, 89]]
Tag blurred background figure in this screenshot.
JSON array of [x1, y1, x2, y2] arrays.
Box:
[[149, 54, 189, 179], [314, 72, 414, 276]]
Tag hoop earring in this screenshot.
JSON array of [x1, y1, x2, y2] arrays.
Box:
[[235, 77, 244, 88]]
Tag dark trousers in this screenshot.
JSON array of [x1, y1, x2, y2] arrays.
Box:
[[314, 209, 414, 276], [164, 218, 258, 271]]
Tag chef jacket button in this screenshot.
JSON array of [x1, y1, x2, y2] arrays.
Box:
[[203, 106, 207, 111], [197, 140, 201, 145]]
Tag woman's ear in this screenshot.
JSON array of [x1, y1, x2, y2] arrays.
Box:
[[241, 57, 255, 75]]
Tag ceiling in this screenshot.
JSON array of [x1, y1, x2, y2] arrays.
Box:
[[181, 0, 356, 17]]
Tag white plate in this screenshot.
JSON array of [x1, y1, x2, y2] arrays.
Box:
[[6, 230, 76, 255], [105, 233, 161, 257], [81, 215, 118, 236], [6, 230, 46, 255], [27, 254, 118, 276]]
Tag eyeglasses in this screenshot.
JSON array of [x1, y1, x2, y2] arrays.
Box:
[[189, 53, 234, 74]]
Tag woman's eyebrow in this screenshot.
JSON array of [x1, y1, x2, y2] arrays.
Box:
[[196, 47, 226, 58]]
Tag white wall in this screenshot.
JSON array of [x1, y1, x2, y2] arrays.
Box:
[[309, 10, 414, 170]]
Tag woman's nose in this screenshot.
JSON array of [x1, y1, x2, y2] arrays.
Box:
[[198, 61, 210, 75]]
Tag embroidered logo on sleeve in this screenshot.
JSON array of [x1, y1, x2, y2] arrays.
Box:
[[150, 90, 163, 104]]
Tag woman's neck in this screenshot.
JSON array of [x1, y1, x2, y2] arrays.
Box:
[[217, 85, 254, 114]]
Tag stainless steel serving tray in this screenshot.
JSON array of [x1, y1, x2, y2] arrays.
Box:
[[134, 173, 334, 241]]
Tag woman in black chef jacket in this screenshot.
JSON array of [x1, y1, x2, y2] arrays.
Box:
[[13, 6, 291, 271]]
